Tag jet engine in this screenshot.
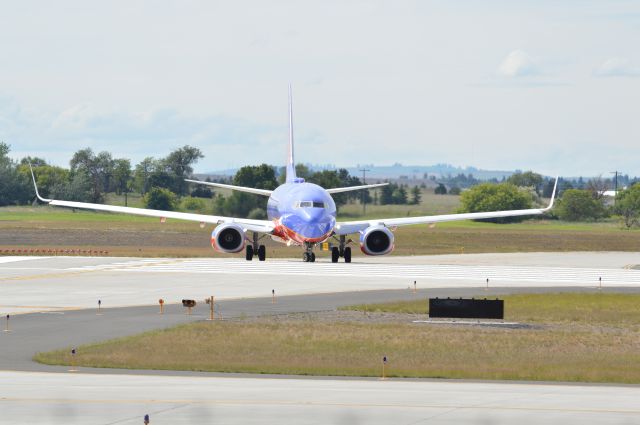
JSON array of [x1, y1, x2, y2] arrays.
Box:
[[211, 223, 246, 253], [359, 225, 394, 256]]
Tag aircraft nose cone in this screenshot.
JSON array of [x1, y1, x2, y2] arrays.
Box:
[[282, 212, 335, 240]]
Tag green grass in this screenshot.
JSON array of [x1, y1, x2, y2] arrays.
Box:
[[2, 196, 638, 258], [34, 293, 640, 383], [344, 293, 640, 325]]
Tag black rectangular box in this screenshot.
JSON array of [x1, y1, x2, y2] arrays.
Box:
[[429, 298, 504, 319]]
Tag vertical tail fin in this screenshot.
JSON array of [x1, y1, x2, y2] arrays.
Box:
[[285, 83, 297, 183]]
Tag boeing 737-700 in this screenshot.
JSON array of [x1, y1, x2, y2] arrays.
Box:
[[30, 86, 557, 263]]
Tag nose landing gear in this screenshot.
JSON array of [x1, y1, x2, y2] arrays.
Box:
[[302, 242, 316, 262]]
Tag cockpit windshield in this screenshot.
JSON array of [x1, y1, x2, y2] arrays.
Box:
[[295, 201, 325, 208]]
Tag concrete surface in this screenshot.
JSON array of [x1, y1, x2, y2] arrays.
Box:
[[1, 371, 639, 424], [2, 252, 640, 314], [2, 252, 640, 424]]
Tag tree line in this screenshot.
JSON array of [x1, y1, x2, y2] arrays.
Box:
[[3, 143, 640, 227]]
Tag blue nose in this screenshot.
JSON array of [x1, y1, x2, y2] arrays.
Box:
[[282, 212, 335, 239]]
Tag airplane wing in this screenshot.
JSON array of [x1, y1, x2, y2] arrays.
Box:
[[334, 177, 558, 235], [326, 183, 389, 194], [185, 179, 272, 196], [30, 166, 274, 234]]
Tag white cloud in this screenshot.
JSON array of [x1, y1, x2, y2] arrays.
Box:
[[497, 50, 538, 77], [593, 57, 640, 77]]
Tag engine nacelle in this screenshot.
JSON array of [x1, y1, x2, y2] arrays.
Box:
[[211, 223, 246, 253], [360, 225, 394, 256]]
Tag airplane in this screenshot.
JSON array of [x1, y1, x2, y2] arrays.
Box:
[[30, 85, 558, 263]]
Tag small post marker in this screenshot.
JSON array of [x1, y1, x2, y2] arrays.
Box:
[[599, 276, 602, 290], [158, 299, 164, 314], [381, 355, 388, 380], [4, 314, 10, 333], [413, 280, 417, 294], [97, 299, 102, 315], [206, 296, 215, 321], [272, 289, 276, 304], [144, 414, 150, 424], [69, 348, 77, 372], [485, 278, 489, 291]]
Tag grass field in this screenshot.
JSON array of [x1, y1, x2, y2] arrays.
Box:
[[1, 193, 638, 258], [35, 293, 640, 383]]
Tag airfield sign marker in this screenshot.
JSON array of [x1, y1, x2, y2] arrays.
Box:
[[4, 314, 10, 333], [381, 356, 388, 380], [69, 348, 77, 372]]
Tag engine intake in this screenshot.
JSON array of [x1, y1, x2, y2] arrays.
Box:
[[211, 223, 246, 253], [360, 226, 394, 256]]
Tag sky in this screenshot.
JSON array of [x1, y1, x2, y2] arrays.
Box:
[[1, 0, 639, 176]]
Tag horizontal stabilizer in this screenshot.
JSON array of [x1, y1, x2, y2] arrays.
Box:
[[326, 182, 389, 194], [185, 179, 273, 196]]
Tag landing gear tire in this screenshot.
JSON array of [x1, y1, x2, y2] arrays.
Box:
[[258, 245, 266, 261], [331, 247, 339, 263], [344, 247, 352, 263], [310, 252, 316, 262], [303, 252, 310, 262], [245, 245, 253, 261]]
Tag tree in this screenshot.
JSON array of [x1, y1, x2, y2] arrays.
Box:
[[555, 189, 607, 222], [133, 157, 157, 195], [215, 164, 278, 217], [410, 186, 422, 205], [0, 142, 31, 206], [458, 183, 533, 223], [112, 159, 132, 196], [434, 183, 447, 195], [144, 187, 178, 211], [507, 171, 543, 194], [234, 164, 278, 189], [614, 184, 640, 228], [17, 162, 69, 199], [449, 186, 461, 195], [379, 182, 394, 205], [70, 148, 114, 202], [586, 176, 609, 201], [50, 170, 93, 202], [392, 185, 408, 204], [163, 146, 204, 195]]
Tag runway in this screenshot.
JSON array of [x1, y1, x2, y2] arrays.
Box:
[[2, 252, 640, 424], [2, 371, 639, 425], [2, 252, 640, 314]]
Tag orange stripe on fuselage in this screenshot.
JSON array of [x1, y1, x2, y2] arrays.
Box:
[[272, 223, 331, 245]]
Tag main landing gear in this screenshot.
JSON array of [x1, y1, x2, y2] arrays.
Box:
[[331, 235, 351, 263], [302, 242, 316, 262], [246, 232, 266, 261]]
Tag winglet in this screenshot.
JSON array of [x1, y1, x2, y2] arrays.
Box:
[[29, 162, 51, 203], [542, 176, 559, 211], [285, 83, 297, 183]]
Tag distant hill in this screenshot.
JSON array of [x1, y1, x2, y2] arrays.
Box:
[[205, 163, 517, 181]]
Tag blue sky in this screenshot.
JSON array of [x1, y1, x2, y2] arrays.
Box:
[[1, 1, 639, 176]]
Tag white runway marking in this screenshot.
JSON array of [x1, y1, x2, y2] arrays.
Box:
[[0, 256, 50, 264], [69, 258, 640, 285]]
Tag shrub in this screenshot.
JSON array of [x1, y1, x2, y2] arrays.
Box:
[[458, 183, 532, 223], [144, 187, 178, 211], [555, 189, 607, 222]]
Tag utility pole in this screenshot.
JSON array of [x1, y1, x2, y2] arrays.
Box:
[[360, 168, 370, 215], [610, 171, 619, 205]]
